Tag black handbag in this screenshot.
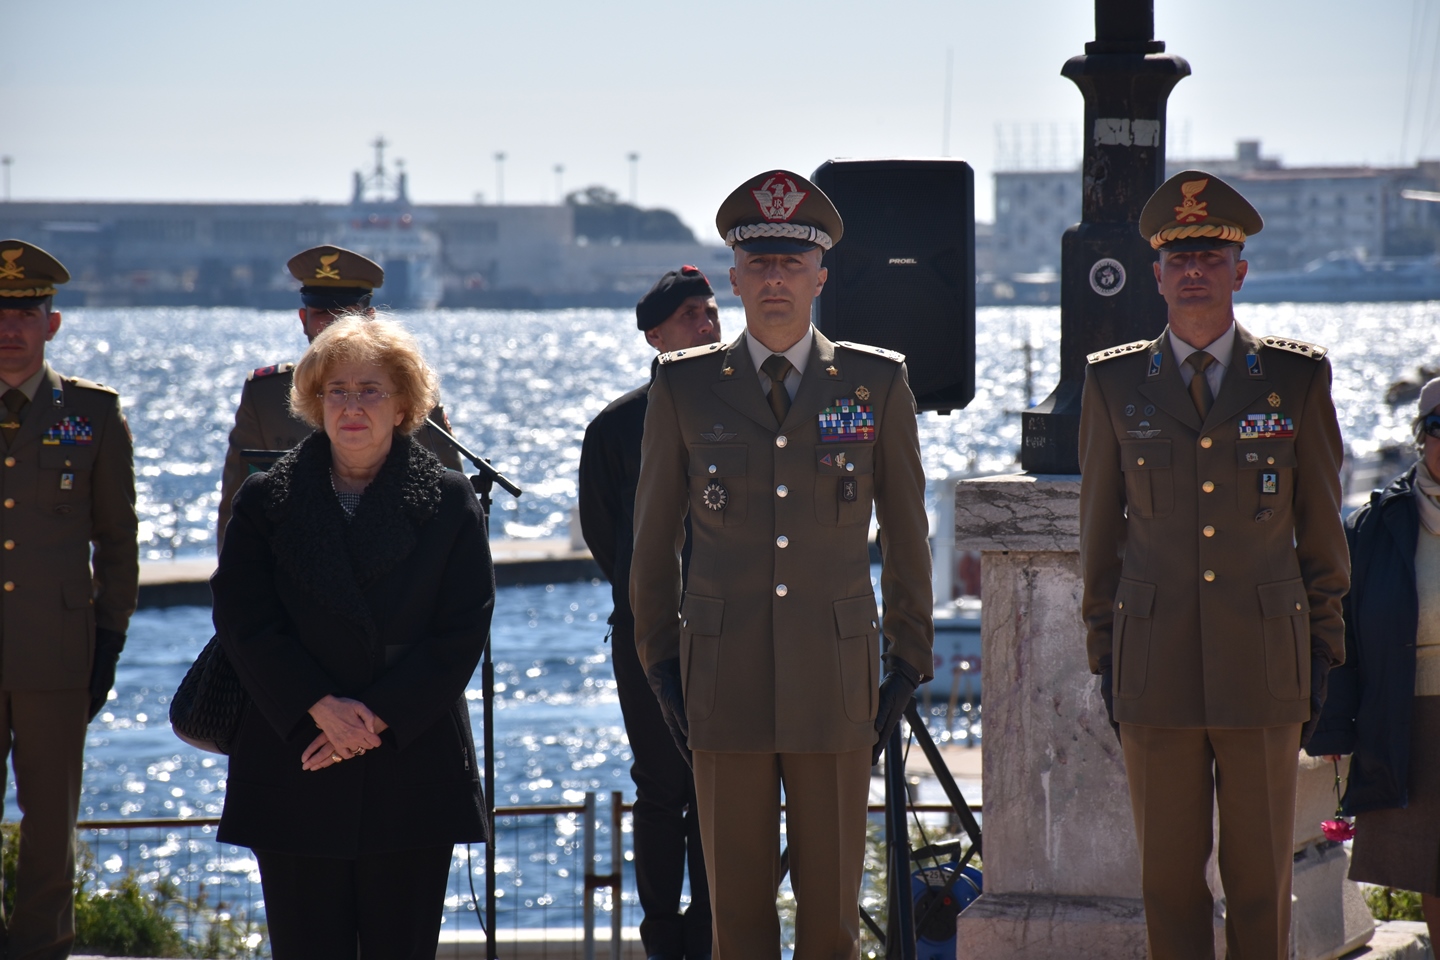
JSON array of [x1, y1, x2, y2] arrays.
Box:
[[169, 635, 248, 755]]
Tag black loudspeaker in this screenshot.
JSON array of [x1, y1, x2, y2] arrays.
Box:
[[811, 159, 976, 413]]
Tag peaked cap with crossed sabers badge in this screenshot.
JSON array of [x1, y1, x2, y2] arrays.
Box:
[[716, 169, 844, 254], [1140, 169, 1264, 252], [0, 240, 70, 308], [286, 245, 384, 310]]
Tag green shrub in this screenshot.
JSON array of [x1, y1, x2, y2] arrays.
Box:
[[1364, 884, 1426, 922]]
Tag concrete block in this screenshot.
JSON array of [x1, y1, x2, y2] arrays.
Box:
[[1341, 921, 1433, 959], [1291, 842, 1375, 959], [954, 893, 1149, 959], [954, 473, 1080, 552]]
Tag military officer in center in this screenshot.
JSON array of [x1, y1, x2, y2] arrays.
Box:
[[1079, 172, 1350, 960], [0, 240, 139, 957], [217, 245, 461, 551], [630, 171, 933, 959]]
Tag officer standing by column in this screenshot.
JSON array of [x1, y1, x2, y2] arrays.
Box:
[[1079, 171, 1350, 960], [630, 171, 933, 959], [216, 245, 460, 551], [578, 265, 721, 960], [0, 240, 138, 957]]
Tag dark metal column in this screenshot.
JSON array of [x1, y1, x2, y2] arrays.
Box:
[[1020, 0, 1189, 474]]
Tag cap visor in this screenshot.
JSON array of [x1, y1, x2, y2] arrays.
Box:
[[300, 287, 373, 309], [736, 237, 822, 254]]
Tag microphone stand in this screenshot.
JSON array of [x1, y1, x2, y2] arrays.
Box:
[[426, 416, 521, 959]]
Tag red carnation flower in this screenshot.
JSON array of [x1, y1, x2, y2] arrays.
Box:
[[1321, 819, 1355, 842]]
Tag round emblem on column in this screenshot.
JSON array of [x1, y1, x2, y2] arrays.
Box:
[[701, 480, 728, 511], [1088, 258, 1126, 297]]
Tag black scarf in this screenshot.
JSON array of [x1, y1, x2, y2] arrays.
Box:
[[255, 431, 445, 633]]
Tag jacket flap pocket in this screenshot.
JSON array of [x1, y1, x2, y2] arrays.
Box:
[[39, 446, 94, 469], [814, 445, 874, 476], [1118, 439, 1171, 470], [1258, 578, 1309, 619], [834, 595, 880, 638], [688, 444, 747, 478], [62, 580, 94, 610], [681, 594, 725, 635], [1236, 440, 1297, 469], [1114, 578, 1156, 619]]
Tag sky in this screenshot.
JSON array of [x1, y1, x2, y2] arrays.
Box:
[[2, 0, 1435, 240]]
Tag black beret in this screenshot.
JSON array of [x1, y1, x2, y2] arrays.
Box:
[[636, 265, 714, 331]]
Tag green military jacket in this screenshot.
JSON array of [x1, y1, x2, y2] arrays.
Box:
[[218, 363, 463, 552], [630, 327, 933, 755], [0, 363, 137, 690], [1079, 323, 1350, 728]]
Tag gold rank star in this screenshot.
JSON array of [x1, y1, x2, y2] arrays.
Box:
[[722, 367, 734, 377], [826, 365, 838, 376]]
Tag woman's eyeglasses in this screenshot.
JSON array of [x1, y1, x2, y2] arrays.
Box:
[[319, 387, 398, 408]]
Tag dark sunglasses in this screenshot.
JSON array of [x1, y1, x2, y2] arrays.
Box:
[[1424, 414, 1440, 440]]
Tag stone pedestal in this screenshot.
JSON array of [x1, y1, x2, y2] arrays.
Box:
[[951, 474, 1374, 960]]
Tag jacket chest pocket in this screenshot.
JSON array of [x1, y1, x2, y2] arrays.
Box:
[[1119, 439, 1173, 519], [813, 445, 874, 527], [37, 446, 94, 514], [1235, 440, 1296, 514], [688, 445, 747, 527]]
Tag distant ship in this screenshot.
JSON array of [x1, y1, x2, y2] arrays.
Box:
[[1237, 252, 1440, 304]]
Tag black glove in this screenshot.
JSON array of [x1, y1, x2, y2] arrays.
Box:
[[872, 658, 922, 765], [1301, 653, 1331, 750], [1099, 667, 1121, 744], [647, 658, 692, 768], [89, 628, 126, 722]]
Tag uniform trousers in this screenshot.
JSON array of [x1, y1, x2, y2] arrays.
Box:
[[612, 626, 710, 959], [693, 748, 870, 960], [0, 688, 89, 960], [1120, 723, 1302, 960], [254, 844, 453, 960]]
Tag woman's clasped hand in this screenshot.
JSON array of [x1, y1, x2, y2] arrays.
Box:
[[300, 694, 390, 770]]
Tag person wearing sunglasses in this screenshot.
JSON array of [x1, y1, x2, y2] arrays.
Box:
[[210, 316, 493, 959], [1308, 377, 1440, 941]]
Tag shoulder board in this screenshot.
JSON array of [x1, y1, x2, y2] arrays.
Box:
[[835, 340, 905, 363], [64, 377, 118, 395], [1261, 336, 1328, 360], [658, 341, 726, 365], [1086, 340, 1151, 365], [248, 362, 296, 381]]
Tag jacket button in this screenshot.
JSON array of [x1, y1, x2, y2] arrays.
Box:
[[2, 457, 12, 467], [1267, 456, 1276, 465], [1202, 481, 1215, 493], [1200, 437, 1213, 449], [3, 582, 13, 592], [1136, 457, 1146, 466], [1117, 601, 1125, 610], [708, 465, 717, 474], [775, 435, 788, 448], [775, 584, 788, 597], [846, 463, 855, 472], [776, 536, 789, 548], [1295, 602, 1303, 611], [1203, 570, 1216, 582], [3, 541, 12, 551], [3, 499, 13, 509], [776, 485, 788, 497], [1203, 525, 1215, 537], [682, 619, 688, 627], [65, 460, 72, 468]]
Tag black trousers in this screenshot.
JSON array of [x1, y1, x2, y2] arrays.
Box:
[[612, 625, 711, 959], [255, 844, 454, 960]]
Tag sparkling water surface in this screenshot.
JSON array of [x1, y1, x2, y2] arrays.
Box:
[[16, 302, 1440, 934]]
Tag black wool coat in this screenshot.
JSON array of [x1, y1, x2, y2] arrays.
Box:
[[213, 432, 494, 857], [1307, 465, 1423, 815]]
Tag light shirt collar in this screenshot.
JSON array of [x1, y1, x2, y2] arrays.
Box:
[[1, 365, 48, 402], [1169, 322, 1234, 397], [746, 325, 813, 401]]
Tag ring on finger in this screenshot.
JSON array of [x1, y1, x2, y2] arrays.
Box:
[[330, 752, 343, 763]]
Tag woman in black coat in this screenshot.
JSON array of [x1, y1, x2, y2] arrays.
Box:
[[212, 316, 493, 960], [1309, 378, 1440, 938]]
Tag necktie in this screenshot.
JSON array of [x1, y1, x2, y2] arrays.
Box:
[[760, 354, 794, 425], [1185, 352, 1216, 419], [0, 389, 26, 446]]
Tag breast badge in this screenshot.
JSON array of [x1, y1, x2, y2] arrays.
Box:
[[701, 481, 728, 512], [60, 473, 74, 491], [1239, 413, 1294, 440], [42, 415, 93, 446], [1246, 353, 1264, 377], [1254, 508, 1275, 522], [700, 424, 737, 442], [1260, 472, 1279, 495], [1267, 392, 1282, 408], [841, 478, 858, 502], [855, 386, 871, 402], [819, 399, 875, 443]]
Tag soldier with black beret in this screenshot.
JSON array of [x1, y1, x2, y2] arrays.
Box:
[[0, 240, 138, 956], [630, 171, 933, 958], [1079, 171, 1350, 959], [578, 266, 720, 960], [217, 245, 461, 552]]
